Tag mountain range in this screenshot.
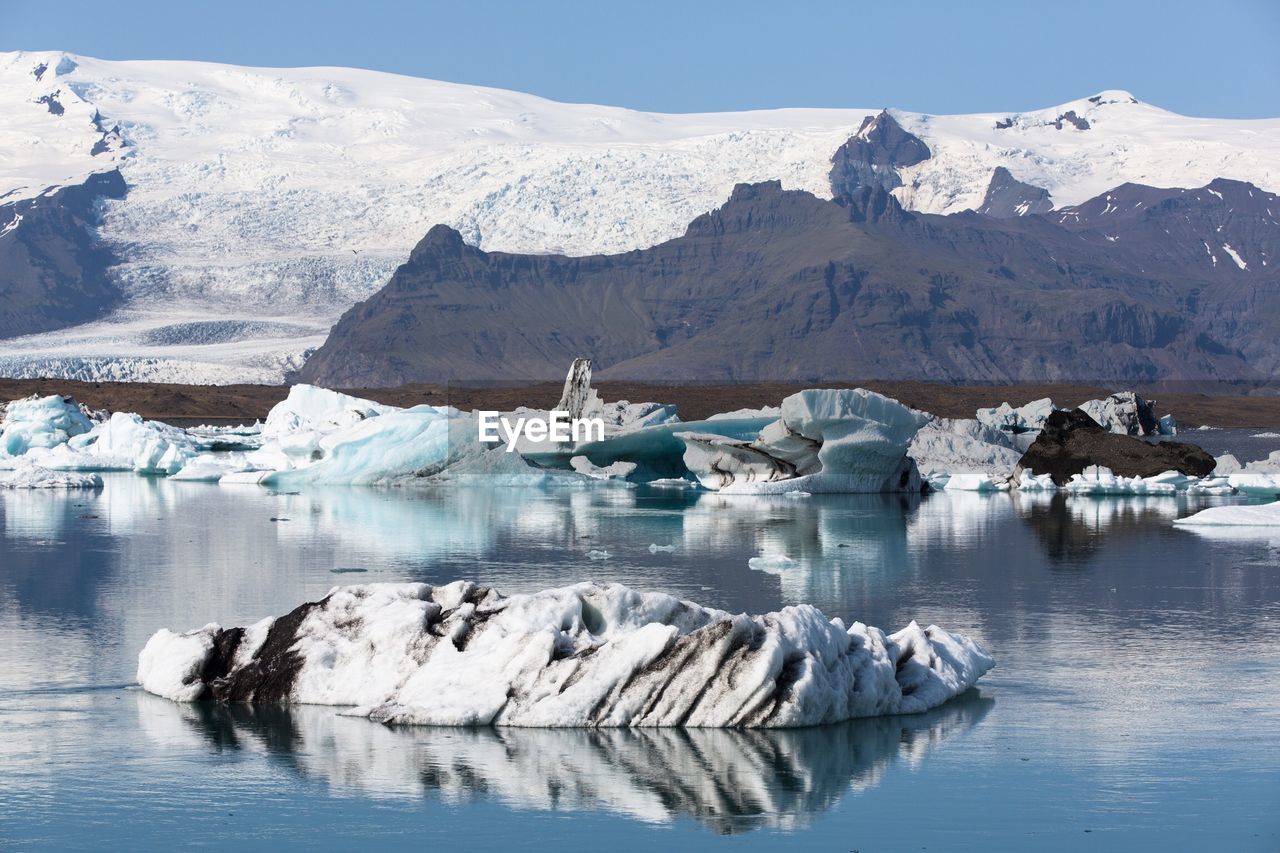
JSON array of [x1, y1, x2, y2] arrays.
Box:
[[1, 51, 1278, 384]]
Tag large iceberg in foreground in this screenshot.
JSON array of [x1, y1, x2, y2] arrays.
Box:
[[137, 581, 993, 728]]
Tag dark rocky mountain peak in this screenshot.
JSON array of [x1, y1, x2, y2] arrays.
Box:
[[0, 170, 128, 340], [978, 167, 1054, 218], [298, 173, 1280, 387], [829, 111, 931, 198]]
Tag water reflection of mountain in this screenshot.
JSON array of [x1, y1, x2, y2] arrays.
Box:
[[138, 691, 992, 834]]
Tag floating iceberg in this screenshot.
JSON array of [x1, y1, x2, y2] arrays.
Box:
[[939, 472, 1010, 492], [748, 555, 799, 573], [1064, 465, 1189, 495], [0, 394, 94, 457], [680, 389, 927, 495], [974, 397, 1054, 450], [908, 417, 1022, 485], [1174, 501, 1280, 527], [1078, 392, 1160, 437], [0, 460, 102, 489], [137, 581, 993, 728]]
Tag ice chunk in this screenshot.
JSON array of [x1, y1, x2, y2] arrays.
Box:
[[262, 384, 396, 442], [1077, 392, 1160, 436], [586, 549, 611, 561], [975, 397, 1054, 450], [0, 460, 102, 489], [748, 555, 799, 573], [137, 581, 994, 727], [0, 395, 94, 456], [680, 389, 928, 494], [648, 544, 676, 553], [1228, 472, 1280, 496], [1016, 470, 1059, 491], [570, 456, 638, 481], [1213, 453, 1242, 476], [908, 417, 1022, 482], [1175, 501, 1280, 527], [1064, 465, 1174, 495], [941, 473, 1010, 492]]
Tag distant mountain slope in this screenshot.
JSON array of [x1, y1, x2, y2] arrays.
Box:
[[1, 50, 1278, 383], [298, 179, 1280, 385], [0, 170, 126, 338]]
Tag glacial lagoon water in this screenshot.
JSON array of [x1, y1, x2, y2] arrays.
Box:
[[2, 472, 1280, 850]]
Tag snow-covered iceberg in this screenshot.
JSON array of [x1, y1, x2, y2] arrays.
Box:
[[137, 581, 993, 728], [679, 389, 928, 494]]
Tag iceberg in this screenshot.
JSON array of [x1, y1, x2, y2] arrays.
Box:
[[940, 473, 1010, 492], [907, 417, 1022, 485], [1064, 465, 1184, 495], [679, 389, 928, 494], [1174, 501, 1280, 527], [0, 460, 102, 489], [1077, 391, 1166, 437], [137, 581, 993, 728], [748, 555, 799, 573], [0, 394, 94, 457], [974, 397, 1054, 450]]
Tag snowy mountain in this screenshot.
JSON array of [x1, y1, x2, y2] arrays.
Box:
[[2, 50, 1278, 384]]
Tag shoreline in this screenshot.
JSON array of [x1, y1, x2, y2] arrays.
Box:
[[3, 377, 1280, 428]]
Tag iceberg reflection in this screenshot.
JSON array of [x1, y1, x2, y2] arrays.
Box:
[[139, 691, 992, 834]]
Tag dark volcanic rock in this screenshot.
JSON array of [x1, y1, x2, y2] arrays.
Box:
[[1017, 409, 1216, 485], [828, 111, 930, 197], [299, 176, 1280, 387], [0, 170, 128, 339], [978, 167, 1054, 217]]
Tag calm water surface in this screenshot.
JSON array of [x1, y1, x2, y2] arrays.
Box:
[[2, 470, 1279, 851]]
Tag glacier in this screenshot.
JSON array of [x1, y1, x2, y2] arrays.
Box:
[[4, 50, 1279, 383], [137, 580, 994, 728]]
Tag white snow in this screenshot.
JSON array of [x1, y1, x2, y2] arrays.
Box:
[[137, 580, 994, 727], [5, 51, 1279, 383], [1175, 501, 1280, 527], [1221, 243, 1248, 270]]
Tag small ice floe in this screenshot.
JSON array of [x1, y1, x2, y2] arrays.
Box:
[[0, 461, 102, 489], [586, 549, 611, 561], [136, 581, 994, 727], [940, 472, 1009, 492], [1175, 500, 1280, 528], [1016, 470, 1059, 491], [569, 456, 637, 481], [648, 544, 676, 553], [748, 555, 799, 573], [646, 478, 698, 489], [1252, 432, 1280, 439], [1065, 466, 1188, 495]]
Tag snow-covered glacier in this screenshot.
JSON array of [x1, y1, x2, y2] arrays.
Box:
[[137, 580, 994, 727], [4, 50, 1279, 383]]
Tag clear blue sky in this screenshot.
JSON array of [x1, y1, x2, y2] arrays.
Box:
[[4, 0, 1277, 117]]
